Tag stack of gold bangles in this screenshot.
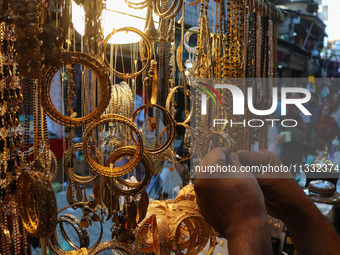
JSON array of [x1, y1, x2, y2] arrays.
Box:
[[64, 143, 98, 185], [104, 146, 153, 195], [40, 51, 111, 127], [83, 114, 143, 177], [92, 240, 136, 255], [106, 82, 134, 117], [48, 203, 103, 255], [130, 104, 176, 156], [50, 214, 90, 252], [16, 169, 57, 237], [136, 185, 217, 255]]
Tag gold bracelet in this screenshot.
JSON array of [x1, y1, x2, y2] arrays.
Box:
[[166, 86, 193, 125], [16, 170, 57, 237], [124, 0, 151, 9], [50, 214, 90, 252], [23, 146, 58, 182], [158, 122, 197, 163], [103, 27, 152, 79], [130, 104, 176, 155], [64, 143, 98, 185], [137, 214, 160, 254], [83, 114, 143, 177], [48, 203, 103, 255], [92, 240, 135, 255], [104, 146, 153, 195], [119, 82, 134, 117], [40, 51, 111, 127]]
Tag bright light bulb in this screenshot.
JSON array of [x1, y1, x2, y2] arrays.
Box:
[[71, 0, 158, 44]]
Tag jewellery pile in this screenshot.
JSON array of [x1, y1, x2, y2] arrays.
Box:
[[0, 0, 284, 254]]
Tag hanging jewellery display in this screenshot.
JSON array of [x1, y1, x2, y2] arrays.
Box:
[[0, 0, 285, 254]]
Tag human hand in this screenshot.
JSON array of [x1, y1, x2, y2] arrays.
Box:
[[194, 148, 272, 254], [237, 151, 340, 255]]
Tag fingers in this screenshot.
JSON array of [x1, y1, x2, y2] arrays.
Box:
[[237, 150, 283, 167], [237, 151, 292, 179], [229, 153, 257, 179], [199, 147, 229, 167], [229, 153, 242, 168], [197, 147, 230, 179]]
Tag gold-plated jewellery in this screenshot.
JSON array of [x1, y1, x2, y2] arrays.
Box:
[[83, 114, 143, 177], [154, 0, 184, 19], [103, 27, 152, 79], [47, 202, 103, 255], [64, 143, 98, 185], [50, 214, 90, 252], [16, 169, 57, 237], [166, 86, 193, 125], [136, 185, 217, 255], [105, 146, 153, 195], [40, 51, 111, 127], [131, 104, 176, 155], [92, 240, 136, 255]]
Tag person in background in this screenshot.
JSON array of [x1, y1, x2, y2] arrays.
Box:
[[330, 92, 340, 126], [280, 100, 306, 166], [305, 92, 322, 144], [321, 96, 329, 105], [268, 125, 285, 156], [311, 103, 339, 151]]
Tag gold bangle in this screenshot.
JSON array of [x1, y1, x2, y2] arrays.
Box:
[[124, 0, 151, 9], [130, 104, 176, 155], [171, 215, 198, 254], [50, 214, 90, 252], [92, 240, 135, 255], [64, 143, 98, 185], [158, 122, 197, 163], [17, 170, 57, 237], [103, 27, 152, 79], [136, 192, 216, 254], [23, 147, 58, 182], [104, 146, 153, 195], [83, 114, 143, 177], [40, 51, 111, 127], [137, 214, 160, 254], [48, 203, 103, 255], [166, 86, 193, 125], [119, 81, 134, 117]]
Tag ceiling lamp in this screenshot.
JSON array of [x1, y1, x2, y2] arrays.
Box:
[[71, 0, 159, 44]]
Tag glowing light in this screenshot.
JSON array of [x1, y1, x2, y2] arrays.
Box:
[[72, 1, 159, 44]]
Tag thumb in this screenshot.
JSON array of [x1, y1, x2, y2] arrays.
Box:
[[229, 152, 242, 169], [229, 152, 258, 179]]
